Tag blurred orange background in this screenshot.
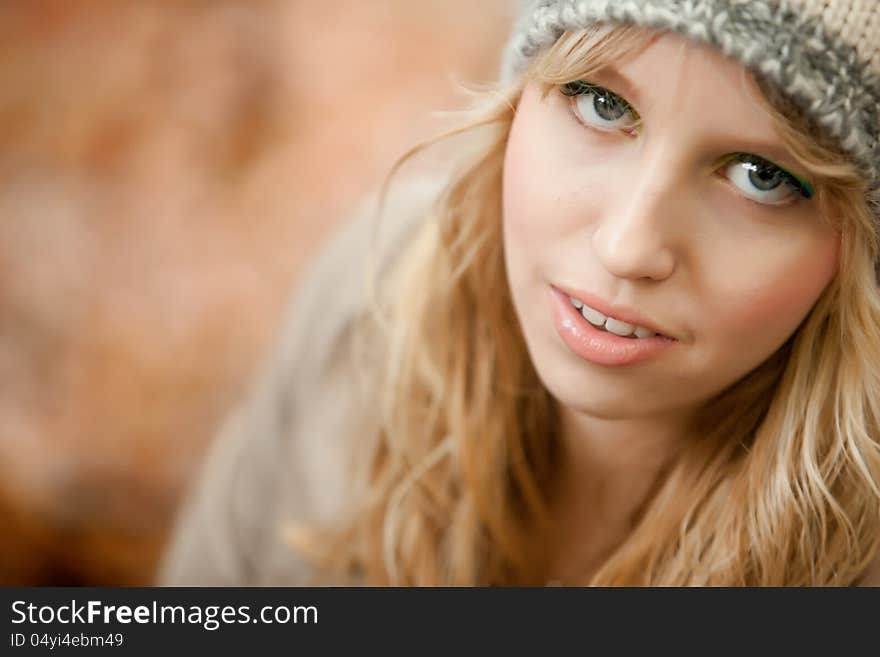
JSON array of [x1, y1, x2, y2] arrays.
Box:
[[0, 0, 514, 585]]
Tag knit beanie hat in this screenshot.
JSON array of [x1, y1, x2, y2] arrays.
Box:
[[501, 0, 880, 198]]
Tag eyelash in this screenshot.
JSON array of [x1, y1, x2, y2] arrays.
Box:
[[561, 80, 641, 134], [722, 153, 814, 201], [558, 80, 814, 204]]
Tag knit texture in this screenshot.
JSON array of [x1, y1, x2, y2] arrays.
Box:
[[501, 0, 880, 195]]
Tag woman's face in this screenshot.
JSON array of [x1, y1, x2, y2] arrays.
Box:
[[502, 31, 840, 422]]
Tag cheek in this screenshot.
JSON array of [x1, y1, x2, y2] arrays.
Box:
[[501, 142, 531, 247], [706, 235, 838, 356], [502, 111, 549, 247], [502, 114, 547, 288], [502, 104, 597, 263]]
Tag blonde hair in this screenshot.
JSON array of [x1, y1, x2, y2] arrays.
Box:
[[291, 24, 880, 585]]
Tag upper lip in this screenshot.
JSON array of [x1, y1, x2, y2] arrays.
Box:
[[555, 284, 678, 340]]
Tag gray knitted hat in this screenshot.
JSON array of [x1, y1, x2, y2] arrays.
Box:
[[501, 0, 880, 196]]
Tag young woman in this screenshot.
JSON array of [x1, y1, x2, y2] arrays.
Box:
[[159, 1, 880, 586]]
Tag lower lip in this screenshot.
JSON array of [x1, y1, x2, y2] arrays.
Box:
[[550, 286, 678, 367]]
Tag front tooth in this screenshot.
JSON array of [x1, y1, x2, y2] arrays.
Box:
[[604, 317, 636, 337], [580, 304, 607, 327], [569, 296, 583, 309], [634, 326, 656, 339]]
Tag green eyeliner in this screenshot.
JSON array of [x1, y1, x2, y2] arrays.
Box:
[[793, 175, 814, 199]]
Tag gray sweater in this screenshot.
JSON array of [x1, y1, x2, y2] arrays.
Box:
[[157, 176, 443, 585]]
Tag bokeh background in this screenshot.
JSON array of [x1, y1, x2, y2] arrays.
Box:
[[0, 0, 515, 585]]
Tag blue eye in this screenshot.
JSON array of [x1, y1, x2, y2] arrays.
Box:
[[724, 153, 814, 206], [561, 81, 640, 134]]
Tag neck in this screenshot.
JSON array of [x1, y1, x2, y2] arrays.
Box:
[[541, 402, 696, 583], [556, 404, 693, 499]]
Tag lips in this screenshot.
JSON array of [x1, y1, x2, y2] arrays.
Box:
[[549, 285, 678, 367], [553, 284, 675, 341]]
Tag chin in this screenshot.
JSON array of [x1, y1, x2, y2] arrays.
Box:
[[550, 383, 640, 418], [531, 343, 677, 416], [530, 352, 619, 411]]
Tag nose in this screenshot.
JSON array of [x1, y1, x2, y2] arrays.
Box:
[[591, 155, 686, 282]]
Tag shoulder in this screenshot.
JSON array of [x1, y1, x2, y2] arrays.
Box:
[[278, 173, 447, 385], [271, 171, 447, 505], [157, 173, 447, 585], [260, 171, 449, 569]]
